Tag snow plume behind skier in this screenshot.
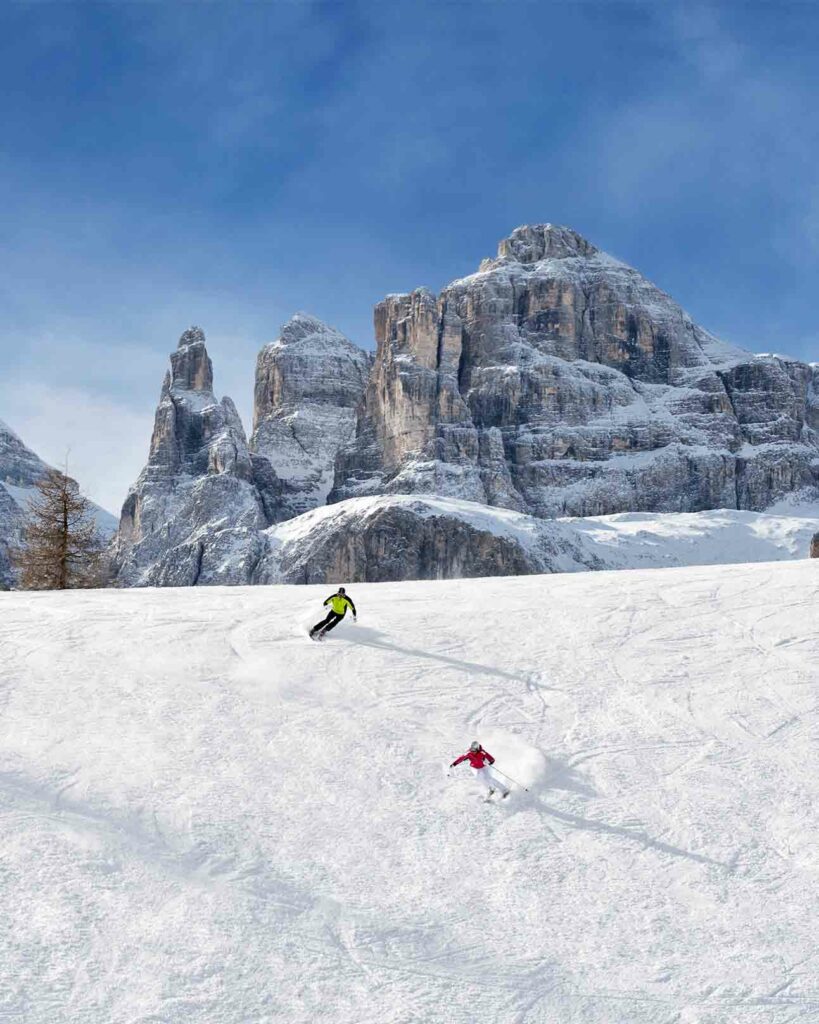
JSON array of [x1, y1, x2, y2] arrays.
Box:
[[310, 586, 357, 640], [450, 741, 510, 799]]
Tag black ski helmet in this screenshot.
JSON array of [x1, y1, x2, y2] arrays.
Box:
[[338, 586, 346, 594], [470, 741, 481, 752]]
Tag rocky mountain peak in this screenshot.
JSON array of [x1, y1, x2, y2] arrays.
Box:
[[276, 313, 335, 347], [107, 228, 819, 589], [0, 421, 48, 587], [170, 326, 212, 392], [178, 325, 206, 349], [254, 315, 369, 416], [495, 224, 599, 264]]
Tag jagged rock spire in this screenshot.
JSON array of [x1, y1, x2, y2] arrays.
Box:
[[178, 326, 206, 348], [114, 325, 282, 587], [170, 326, 212, 392]]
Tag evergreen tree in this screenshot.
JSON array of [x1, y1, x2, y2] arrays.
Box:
[[13, 470, 107, 590]]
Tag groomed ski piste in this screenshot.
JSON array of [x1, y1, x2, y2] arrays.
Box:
[[1, 559, 818, 1023]]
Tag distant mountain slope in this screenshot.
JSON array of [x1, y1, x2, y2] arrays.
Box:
[[0, 418, 116, 588], [1, 561, 817, 1021]]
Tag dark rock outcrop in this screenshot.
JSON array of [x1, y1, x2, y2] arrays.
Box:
[[331, 225, 819, 516], [257, 495, 606, 583], [811, 532, 819, 558]]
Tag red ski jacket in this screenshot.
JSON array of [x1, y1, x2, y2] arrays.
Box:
[[452, 747, 495, 769]]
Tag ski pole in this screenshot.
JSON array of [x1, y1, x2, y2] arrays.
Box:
[[492, 767, 528, 792]]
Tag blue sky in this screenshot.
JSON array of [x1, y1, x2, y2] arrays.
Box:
[[2, 1, 819, 513]]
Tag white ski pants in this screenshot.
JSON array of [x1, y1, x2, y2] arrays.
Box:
[[475, 766, 508, 795]]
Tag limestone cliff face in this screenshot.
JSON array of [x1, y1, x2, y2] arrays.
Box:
[[114, 327, 280, 586], [331, 225, 819, 515], [250, 315, 370, 519]]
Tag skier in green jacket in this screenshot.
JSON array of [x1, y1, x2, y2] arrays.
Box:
[[310, 587, 357, 640]]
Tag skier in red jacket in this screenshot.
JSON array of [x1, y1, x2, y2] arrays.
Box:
[[450, 741, 510, 799]]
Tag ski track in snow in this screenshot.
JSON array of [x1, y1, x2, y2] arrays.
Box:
[[0, 562, 818, 1022]]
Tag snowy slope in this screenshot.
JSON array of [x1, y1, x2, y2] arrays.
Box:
[[1, 562, 818, 1023], [562, 504, 819, 569], [260, 492, 819, 582]]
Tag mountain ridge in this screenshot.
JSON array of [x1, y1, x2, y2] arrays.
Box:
[[103, 224, 819, 584]]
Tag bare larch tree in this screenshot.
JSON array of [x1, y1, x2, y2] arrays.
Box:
[[13, 470, 107, 589]]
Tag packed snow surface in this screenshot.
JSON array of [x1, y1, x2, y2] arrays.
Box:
[[1, 561, 818, 1023]]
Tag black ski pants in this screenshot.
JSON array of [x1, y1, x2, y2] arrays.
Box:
[[311, 610, 344, 635]]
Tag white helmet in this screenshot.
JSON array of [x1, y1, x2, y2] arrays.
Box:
[[469, 741, 481, 752]]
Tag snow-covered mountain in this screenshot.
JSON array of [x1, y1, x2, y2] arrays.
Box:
[[331, 224, 819, 516], [113, 226, 819, 587], [0, 418, 116, 588], [2, 560, 817, 1021], [116, 430, 819, 586]]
